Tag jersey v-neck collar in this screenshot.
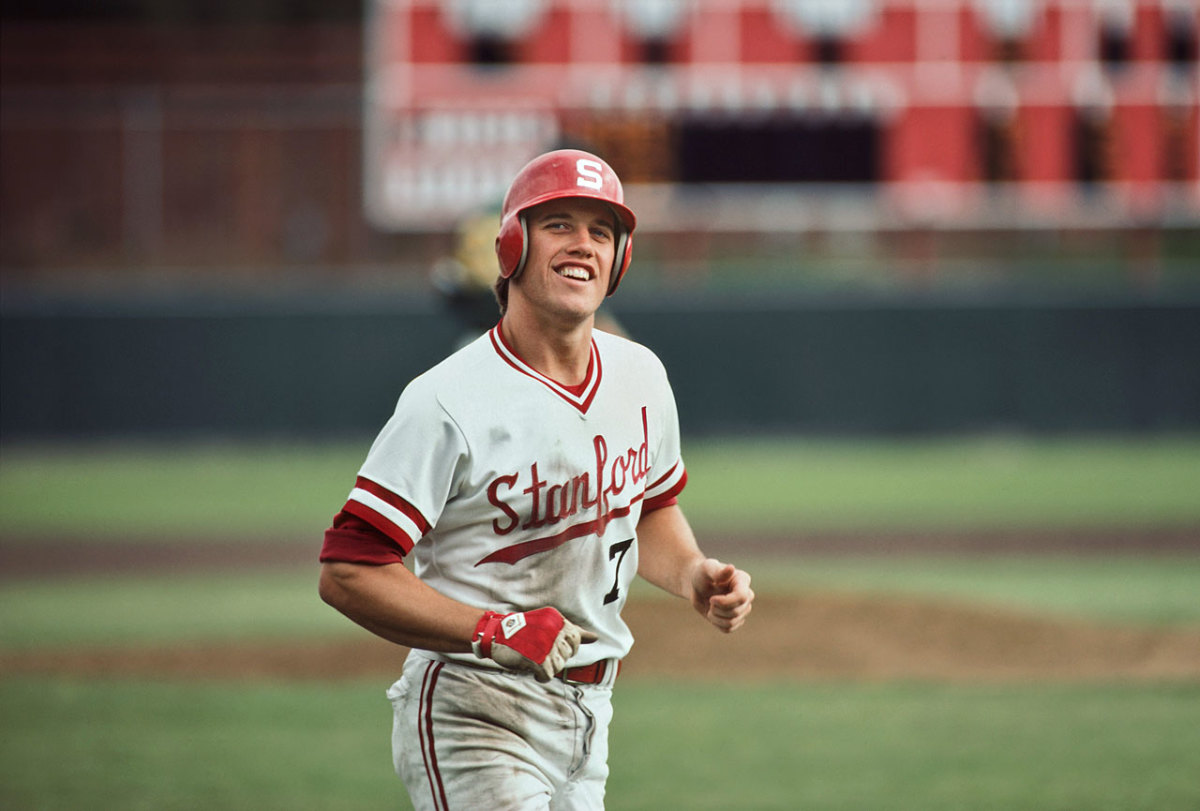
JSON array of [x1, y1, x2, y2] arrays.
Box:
[[489, 323, 601, 415]]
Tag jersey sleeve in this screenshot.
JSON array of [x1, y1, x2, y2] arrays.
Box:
[[323, 376, 468, 559], [642, 358, 687, 513]]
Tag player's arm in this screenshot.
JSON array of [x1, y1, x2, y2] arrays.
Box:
[[635, 504, 754, 633], [319, 558, 596, 682], [319, 559, 481, 653]]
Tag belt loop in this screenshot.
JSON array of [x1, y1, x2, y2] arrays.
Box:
[[607, 659, 621, 687]]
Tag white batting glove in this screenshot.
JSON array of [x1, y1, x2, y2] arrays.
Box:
[[471, 607, 597, 682]]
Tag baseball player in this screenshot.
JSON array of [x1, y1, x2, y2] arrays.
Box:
[[319, 148, 754, 810]]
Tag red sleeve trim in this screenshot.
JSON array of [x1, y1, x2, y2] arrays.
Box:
[[354, 476, 432, 536], [320, 510, 409, 565], [647, 462, 688, 494], [641, 494, 678, 514], [342, 500, 418, 555], [643, 468, 687, 513]]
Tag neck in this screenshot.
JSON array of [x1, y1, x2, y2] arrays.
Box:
[[500, 308, 595, 386]]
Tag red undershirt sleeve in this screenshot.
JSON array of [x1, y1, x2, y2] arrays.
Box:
[[320, 510, 409, 565]]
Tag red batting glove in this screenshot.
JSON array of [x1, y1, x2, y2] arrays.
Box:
[[471, 607, 596, 682]]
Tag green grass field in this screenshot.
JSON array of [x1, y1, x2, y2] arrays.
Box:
[[1, 435, 1198, 810], [2, 434, 1198, 539], [1, 679, 1197, 811]]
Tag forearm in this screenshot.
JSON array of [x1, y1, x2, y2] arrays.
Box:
[[637, 504, 755, 633], [635, 505, 706, 600], [318, 560, 482, 653]]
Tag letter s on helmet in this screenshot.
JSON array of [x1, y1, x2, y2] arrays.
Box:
[[495, 149, 637, 296]]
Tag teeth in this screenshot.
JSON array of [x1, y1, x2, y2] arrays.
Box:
[[557, 266, 590, 281]]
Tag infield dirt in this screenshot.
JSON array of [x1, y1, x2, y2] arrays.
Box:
[[2, 527, 1198, 683]]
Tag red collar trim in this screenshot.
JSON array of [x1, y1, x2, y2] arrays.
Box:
[[489, 323, 601, 415]]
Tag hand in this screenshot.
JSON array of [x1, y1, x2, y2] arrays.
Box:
[[471, 607, 598, 682], [690, 558, 754, 633]]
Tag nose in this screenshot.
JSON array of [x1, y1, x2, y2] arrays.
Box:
[[565, 227, 595, 256]]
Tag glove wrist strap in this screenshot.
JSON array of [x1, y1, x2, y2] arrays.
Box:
[[471, 611, 504, 660]]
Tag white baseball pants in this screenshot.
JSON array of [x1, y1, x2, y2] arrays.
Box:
[[389, 651, 615, 811]]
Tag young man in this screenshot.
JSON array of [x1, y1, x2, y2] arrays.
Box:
[[319, 149, 754, 810]]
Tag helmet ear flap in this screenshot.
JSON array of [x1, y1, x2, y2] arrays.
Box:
[[607, 231, 633, 295], [495, 213, 528, 280]]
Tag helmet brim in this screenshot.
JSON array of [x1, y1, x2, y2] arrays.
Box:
[[513, 190, 636, 234]]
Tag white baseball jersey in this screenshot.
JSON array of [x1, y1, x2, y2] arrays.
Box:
[[335, 323, 687, 667]]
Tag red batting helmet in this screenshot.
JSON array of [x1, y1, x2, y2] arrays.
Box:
[[495, 149, 636, 295]]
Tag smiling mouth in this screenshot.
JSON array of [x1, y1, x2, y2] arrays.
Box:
[[556, 265, 592, 282]]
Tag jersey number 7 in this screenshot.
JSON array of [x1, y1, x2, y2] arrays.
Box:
[[604, 538, 634, 605]]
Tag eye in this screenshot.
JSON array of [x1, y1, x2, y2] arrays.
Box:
[[590, 226, 613, 241]]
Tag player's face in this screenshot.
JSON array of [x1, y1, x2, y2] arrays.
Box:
[[511, 197, 617, 325]]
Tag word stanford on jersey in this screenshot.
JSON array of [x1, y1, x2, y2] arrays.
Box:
[[480, 407, 651, 565]]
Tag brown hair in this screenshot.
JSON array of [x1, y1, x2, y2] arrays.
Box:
[[492, 273, 510, 315]]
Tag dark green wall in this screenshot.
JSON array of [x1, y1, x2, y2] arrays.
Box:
[[3, 291, 1198, 439], [617, 296, 1200, 435], [1, 295, 461, 439]]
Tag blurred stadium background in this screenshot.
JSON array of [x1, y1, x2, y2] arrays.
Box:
[[2, 4, 1200, 809], [2, 0, 1197, 440]]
